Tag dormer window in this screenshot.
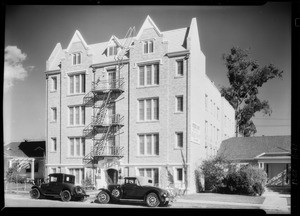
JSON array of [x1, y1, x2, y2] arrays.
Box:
[[143, 40, 154, 54], [108, 46, 118, 56], [72, 53, 81, 65]]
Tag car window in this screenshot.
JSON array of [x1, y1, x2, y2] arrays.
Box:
[[50, 176, 57, 182]]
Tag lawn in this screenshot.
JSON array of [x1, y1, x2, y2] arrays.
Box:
[[181, 193, 266, 204]]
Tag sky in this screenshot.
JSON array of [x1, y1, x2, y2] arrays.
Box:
[[3, 3, 291, 144]]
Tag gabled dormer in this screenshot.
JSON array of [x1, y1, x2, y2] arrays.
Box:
[[106, 35, 121, 57]]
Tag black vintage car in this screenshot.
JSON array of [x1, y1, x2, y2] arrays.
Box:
[[29, 173, 89, 202], [96, 176, 171, 207]]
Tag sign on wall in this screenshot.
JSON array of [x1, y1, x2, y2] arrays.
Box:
[[191, 122, 201, 144]]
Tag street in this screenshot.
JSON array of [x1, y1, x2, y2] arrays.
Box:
[[4, 193, 261, 209]]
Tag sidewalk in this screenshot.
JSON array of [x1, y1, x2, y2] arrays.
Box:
[[176, 188, 290, 213]]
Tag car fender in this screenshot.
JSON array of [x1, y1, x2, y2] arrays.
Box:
[[31, 185, 44, 196], [97, 188, 112, 197]]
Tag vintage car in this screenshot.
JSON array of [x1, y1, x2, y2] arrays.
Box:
[[96, 176, 172, 207], [29, 173, 89, 202]]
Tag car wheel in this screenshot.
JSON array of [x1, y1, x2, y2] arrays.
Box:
[[146, 193, 160, 207], [97, 191, 110, 204], [30, 188, 40, 199], [61, 190, 71, 202], [111, 188, 122, 200]]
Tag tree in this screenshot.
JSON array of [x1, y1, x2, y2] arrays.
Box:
[[220, 47, 283, 137]]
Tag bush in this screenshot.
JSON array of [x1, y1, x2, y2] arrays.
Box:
[[215, 165, 267, 196], [200, 156, 235, 191]]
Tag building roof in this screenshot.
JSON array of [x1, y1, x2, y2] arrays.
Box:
[[47, 16, 189, 70], [217, 136, 291, 161], [4, 141, 46, 158]]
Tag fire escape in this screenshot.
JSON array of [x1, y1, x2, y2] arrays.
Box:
[[82, 27, 135, 166]]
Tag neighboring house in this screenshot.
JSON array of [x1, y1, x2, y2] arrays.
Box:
[[4, 140, 46, 182], [45, 15, 235, 193], [217, 136, 291, 186]]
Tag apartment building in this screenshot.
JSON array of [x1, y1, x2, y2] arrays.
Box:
[[45, 16, 235, 193]]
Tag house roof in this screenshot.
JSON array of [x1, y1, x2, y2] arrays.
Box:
[[4, 141, 45, 158], [217, 136, 291, 161]]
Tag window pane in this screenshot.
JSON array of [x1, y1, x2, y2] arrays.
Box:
[[114, 46, 117, 55], [146, 99, 152, 120], [139, 66, 144, 86], [139, 100, 144, 121], [144, 42, 148, 53], [73, 54, 76, 65], [82, 139, 85, 156], [52, 77, 57, 90], [177, 96, 183, 112], [70, 76, 74, 94], [146, 65, 152, 85], [69, 107, 74, 125], [146, 135, 152, 155], [139, 169, 145, 177], [154, 134, 159, 155], [81, 106, 85, 125], [177, 60, 183, 75], [70, 138, 74, 156], [76, 138, 80, 156], [153, 64, 159, 84], [149, 41, 153, 53], [153, 99, 159, 120], [177, 169, 183, 181], [146, 169, 152, 178], [77, 53, 81, 64], [139, 135, 144, 155], [75, 107, 80, 125], [75, 75, 80, 93], [81, 74, 85, 93], [154, 169, 159, 185]]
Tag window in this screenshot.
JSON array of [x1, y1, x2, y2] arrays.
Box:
[[138, 134, 159, 156], [72, 53, 81, 65], [175, 132, 183, 148], [176, 168, 183, 181], [176, 96, 183, 112], [69, 168, 84, 185], [51, 107, 57, 122], [69, 73, 85, 94], [69, 106, 85, 126], [138, 98, 159, 121], [138, 168, 159, 186], [26, 162, 38, 173], [69, 137, 85, 157], [51, 138, 57, 152], [138, 63, 159, 86], [143, 40, 154, 54], [108, 46, 118, 56], [176, 59, 184, 76], [51, 76, 57, 91]]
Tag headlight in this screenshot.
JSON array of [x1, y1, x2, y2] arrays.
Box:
[[75, 186, 83, 194], [162, 193, 168, 197]]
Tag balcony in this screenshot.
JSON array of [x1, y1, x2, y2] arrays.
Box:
[[91, 114, 124, 127], [92, 78, 124, 94]]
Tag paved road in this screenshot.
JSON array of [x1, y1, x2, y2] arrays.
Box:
[[3, 193, 261, 209]]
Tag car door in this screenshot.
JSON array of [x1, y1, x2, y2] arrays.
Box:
[[122, 179, 144, 199]]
